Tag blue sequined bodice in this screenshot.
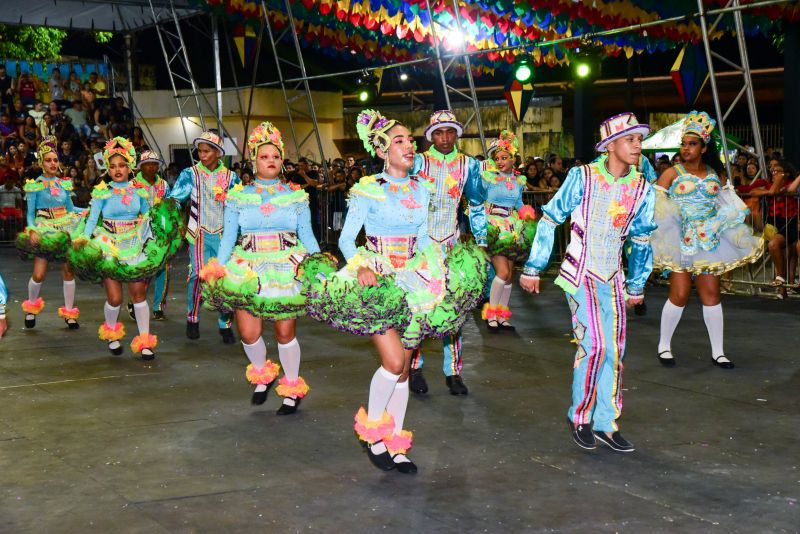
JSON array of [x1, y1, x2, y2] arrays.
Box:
[[668, 165, 722, 222]]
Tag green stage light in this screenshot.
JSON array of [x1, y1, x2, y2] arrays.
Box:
[[513, 55, 534, 83], [575, 62, 591, 78], [358, 89, 370, 102]]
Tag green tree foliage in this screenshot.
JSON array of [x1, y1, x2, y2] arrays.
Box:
[[0, 25, 67, 60], [94, 31, 113, 44]]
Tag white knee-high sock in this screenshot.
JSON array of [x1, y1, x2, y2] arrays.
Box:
[[368, 366, 401, 454], [488, 276, 505, 308], [500, 283, 513, 309], [242, 337, 268, 392], [658, 300, 685, 353], [104, 302, 120, 325], [278, 338, 301, 406], [28, 278, 42, 303], [368, 366, 401, 421], [277, 338, 300, 382], [386, 380, 409, 433], [63, 280, 76, 310], [702, 304, 725, 358], [133, 301, 150, 335]]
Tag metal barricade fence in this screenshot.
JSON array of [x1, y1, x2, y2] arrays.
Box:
[[0, 189, 25, 245], [725, 192, 800, 298]]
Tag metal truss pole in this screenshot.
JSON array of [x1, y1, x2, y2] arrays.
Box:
[[697, 0, 768, 179], [449, 0, 486, 155], [732, 0, 768, 176], [282, 0, 329, 172], [149, 0, 203, 157], [212, 15, 224, 131], [260, 0, 300, 153], [424, 1, 451, 110]]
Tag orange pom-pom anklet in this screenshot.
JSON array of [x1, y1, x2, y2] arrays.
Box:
[[245, 360, 280, 385], [481, 303, 511, 321], [131, 333, 158, 353], [98, 322, 125, 341], [384, 430, 413, 455], [354, 407, 395, 444], [58, 306, 80, 320], [275, 376, 310, 398], [22, 298, 45, 315]]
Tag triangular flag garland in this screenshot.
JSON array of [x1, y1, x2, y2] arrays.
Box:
[[200, 0, 798, 76]]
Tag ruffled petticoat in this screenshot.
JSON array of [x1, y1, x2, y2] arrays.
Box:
[[304, 235, 486, 349], [16, 207, 86, 261], [486, 204, 538, 261], [652, 186, 763, 275], [68, 200, 183, 282], [201, 231, 314, 321]]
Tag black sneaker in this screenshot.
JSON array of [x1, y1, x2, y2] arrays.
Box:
[[219, 328, 236, 344], [186, 321, 200, 340], [445, 375, 469, 395], [127, 302, 135, 320], [593, 430, 635, 453], [568, 418, 596, 450], [152, 310, 165, 321], [409, 369, 428, 395]]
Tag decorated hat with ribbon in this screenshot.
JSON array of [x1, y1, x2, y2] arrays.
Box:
[[193, 130, 225, 155], [488, 130, 519, 158], [356, 109, 399, 157], [424, 110, 464, 141], [247, 121, 285, 161], [103, 137, 137, 170], [681, 110, 716, 144], [36, 135, 59, 165], [595, 112, 651, 152], [138, 149, 164, 168]]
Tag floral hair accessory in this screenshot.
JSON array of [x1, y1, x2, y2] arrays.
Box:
[[103, 137, 137, 170], [488, 130, 519, 157], [247, 121, 284, 161], [356, 109, 398, 157], [36, 136, 59, 165], [681, 110, 716, 144]]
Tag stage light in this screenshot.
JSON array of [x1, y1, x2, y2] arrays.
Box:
[[575, 63, 591, 78], [399, 72, 409, 82], [513, 55, 534, 83], [358, 89, 371, 102]]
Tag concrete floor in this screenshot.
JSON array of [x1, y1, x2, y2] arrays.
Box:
[[0, 247, 798, 533]]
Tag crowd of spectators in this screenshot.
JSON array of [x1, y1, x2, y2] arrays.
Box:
[[0, 63, 137, 239]]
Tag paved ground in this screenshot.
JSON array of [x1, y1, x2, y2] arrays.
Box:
[[0, 248, 798, 533]]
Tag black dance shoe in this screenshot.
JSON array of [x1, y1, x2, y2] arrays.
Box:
[[219, 328, 236, 344], [141, 348, 156, 361], [24, 314, 36, 328], [65, 318, 80, 330], [446, 375, 469, 395], [658, 350, 676, 367], [568, 418, 596, 450], [711, 355, 735, 369], [393, 456, 418, 474], [486, 320, 501, 333], [593, 430, 635, 453], [409, 369, 428, 395], [127, 302, 135, 321], [186, 321, 200, 340], [251, 381, 275, 405], [498, 320, 516, 331], [276, 397, 301, 415], [108, 341, 123, 356], [366, 443, 396, 471]]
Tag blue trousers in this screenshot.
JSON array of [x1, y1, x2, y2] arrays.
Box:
[[149, 263, 170, 312], [566, 274, 627, 433], [187, 231, 231, 328]]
